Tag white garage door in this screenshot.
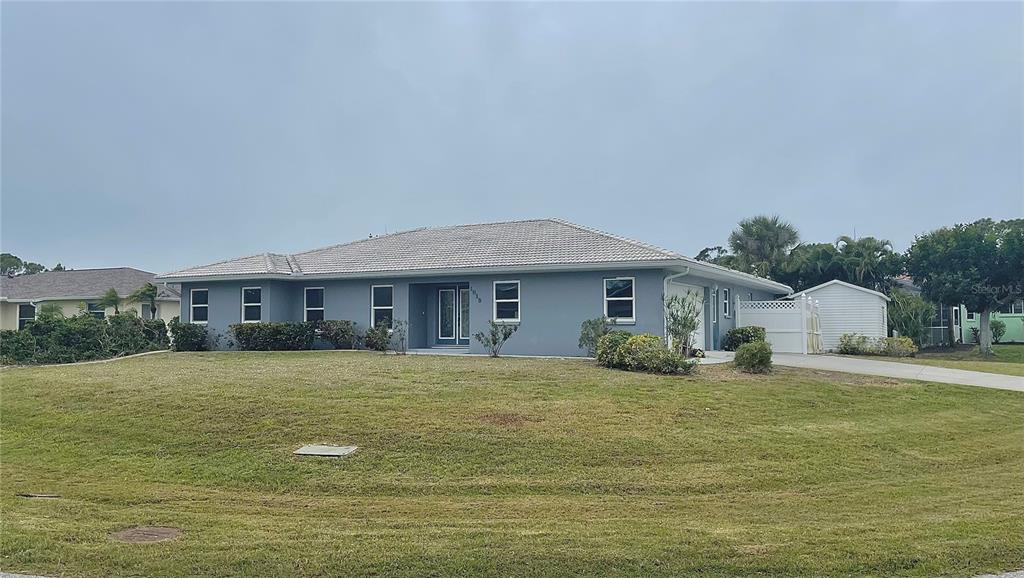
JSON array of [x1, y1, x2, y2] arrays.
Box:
[[666, 282, 705, 350]]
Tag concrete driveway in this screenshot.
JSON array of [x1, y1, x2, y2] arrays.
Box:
[[772, 353, 1024, 392]]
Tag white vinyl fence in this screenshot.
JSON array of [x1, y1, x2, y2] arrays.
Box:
[[735, 295, 823, 354]]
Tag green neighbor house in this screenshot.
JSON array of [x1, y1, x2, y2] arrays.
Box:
[[962, 299, 1024, 344]]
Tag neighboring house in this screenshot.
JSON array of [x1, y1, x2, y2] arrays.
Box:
[[156, 219, 793, 356], [0, 268, 181, 330], [962, 299, 1024, 343], [788, 279, 889, 351], [893, 276, 1023, 345]]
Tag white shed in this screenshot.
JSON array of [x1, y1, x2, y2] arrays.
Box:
[[789, 280, 890, 352]]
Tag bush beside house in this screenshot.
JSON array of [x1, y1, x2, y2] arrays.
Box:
[[595, 331, 697, 375], [734, 341, 773, 373], [722, 326, 767, 351], [1, 312, 169, 365], [838, 333, 917, 357]]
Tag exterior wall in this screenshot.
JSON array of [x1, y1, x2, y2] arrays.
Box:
[[1, 298, 178, 330], [694, 279, 779, 350], [961, 305, 1024, 344], [803, 284, 888, 351], [179, 269, 787, 356]]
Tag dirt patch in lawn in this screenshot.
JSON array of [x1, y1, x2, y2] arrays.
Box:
[[110, 526, 182, 543]]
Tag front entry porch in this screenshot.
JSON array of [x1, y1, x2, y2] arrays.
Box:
[[407, 282, 471, 350]]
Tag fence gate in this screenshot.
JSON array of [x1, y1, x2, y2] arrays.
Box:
[[735, 295, 822, 354]]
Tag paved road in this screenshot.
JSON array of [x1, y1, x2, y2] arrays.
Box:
[[772, 353, 1024, 392]]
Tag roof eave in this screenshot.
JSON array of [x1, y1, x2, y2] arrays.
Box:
[[155, 259, 688, 283]]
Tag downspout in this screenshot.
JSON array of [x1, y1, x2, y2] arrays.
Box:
[[663, 268, 691, 347]]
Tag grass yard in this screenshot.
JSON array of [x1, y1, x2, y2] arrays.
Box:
[[883, 344, 1024, 377], [2, 351, 1023, 577]]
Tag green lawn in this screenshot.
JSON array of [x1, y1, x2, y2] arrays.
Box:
[[883, 344, 1024, 377], [2, 352, 1023, 577]]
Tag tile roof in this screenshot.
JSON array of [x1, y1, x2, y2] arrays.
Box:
[[159, 219, 681, 279], [156, 218, 792, 293], [1, 267, 180, 301]]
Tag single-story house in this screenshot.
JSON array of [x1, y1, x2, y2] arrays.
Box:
[[894, 276, 1023, 345], [0, 267, 180, 330], [788, 279, 889, 351], [156, 219, 792, 357], [963, 299, 1024, 343]]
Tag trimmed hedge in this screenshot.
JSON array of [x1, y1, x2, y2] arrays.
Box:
[[596, 332, 697, 375], [229, 322, 316, 351], [169, 317, 212, 352], [722, 326, 766, 351], [735, 341, 773, 373], [2, 312, 168, 365], [316, 320, 361, 349]]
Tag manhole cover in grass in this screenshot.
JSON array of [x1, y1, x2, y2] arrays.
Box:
[[110, 526, 182, 543], [293, 444, 358, 457]]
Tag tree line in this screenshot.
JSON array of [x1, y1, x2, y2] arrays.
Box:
[[698, 215, 1023, 355], [1, 253, 66, 277]]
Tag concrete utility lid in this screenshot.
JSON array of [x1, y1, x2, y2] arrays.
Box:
[[293, 444, 358, 457]]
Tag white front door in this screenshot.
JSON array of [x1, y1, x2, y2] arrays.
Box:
[[666, 282, 706, 351]]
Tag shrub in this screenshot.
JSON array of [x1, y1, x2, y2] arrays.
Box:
[[617, 334, 665, 371], [316, 320, 360, 349], [596, 330, 632, 368], [722, 326, 766, 351], [643, 347, 699, 375], [169, 316, 211, 352], [364, 322, 392, 352], [229, 322, 316, 351], [473, 321, 518, 357], [970, 327, 980, 344], [27, 313, 108, 364], [143, 319, 170, 349], [0, 329, 37, 365], [734, 341, 773, 373], [389, 319, 408, 354], [887, 289, 933, 346], [877, 336, 917, 357], [992, 319, 1006, 343], [837, 333, 875, 355], [107, 313, 153, 357], [578, 317, 613, 356], [664, 292, 702, 355]]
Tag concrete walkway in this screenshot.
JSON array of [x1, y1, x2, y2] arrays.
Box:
[[772, 353, 1024, 392]]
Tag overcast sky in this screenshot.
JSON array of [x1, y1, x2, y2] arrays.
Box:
[[2, 2, 1021, 273]]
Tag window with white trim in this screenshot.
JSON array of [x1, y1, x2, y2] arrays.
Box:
[[242, 287, 262, 323], [86, 302, 106, 320], [999, 300, 1024, 315], [190, 289, 208, 323], [493, 281, 520, 322], [17, 304, 35, 330], [371, 285, 393, 327], [604, 277, 634, 322], [304, 287, 325, 321], [722, 288, 731, 318], [966, 310, 975, 321]]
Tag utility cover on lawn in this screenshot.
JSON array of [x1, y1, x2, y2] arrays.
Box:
[[293, 444, 358, 457]]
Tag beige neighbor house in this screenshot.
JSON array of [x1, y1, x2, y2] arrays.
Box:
[[0, 268, 180, 330]]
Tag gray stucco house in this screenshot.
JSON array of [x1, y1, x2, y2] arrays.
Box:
[[156, 219, 792, 356]]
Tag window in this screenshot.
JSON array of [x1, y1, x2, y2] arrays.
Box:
[[722, 288, 731, 318], [17, 304, 35, 330], [304, 287, 325, 321], [1000, 300, 1024, 315], [966, 310, 975, 321], [241, 287, 262, 322], [371, 285, 393, 327], [712, 290, 718, 323], [603, 277, 634, 322], [190, 289, 208, 323], [459, 287, 470, 340], [493, 281, 520, 322], [86, 302, 106, 320]]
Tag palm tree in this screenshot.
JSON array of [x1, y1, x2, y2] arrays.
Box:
[[835, 236, 897, 289], [727, 215, 800, 278], [97, 288, 121, 315], [129, 282, 159, 319]]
